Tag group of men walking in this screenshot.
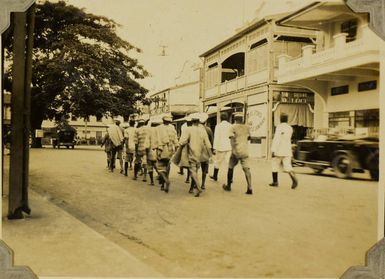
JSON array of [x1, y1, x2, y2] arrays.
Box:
[[101, 111, 298, 197]]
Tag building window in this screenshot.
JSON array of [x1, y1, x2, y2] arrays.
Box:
[[355, 109, 379, 128], [341, 19, 358, 42], [221, 52, 245, 82], [248, 42, 268, 73], [329, 111, 352, 128], [271, 40, 310, 68], [205, 63, 219, 89], [276, 36, 313, 43], [331, 85, 349, 96], [358, 80, 377, 92]]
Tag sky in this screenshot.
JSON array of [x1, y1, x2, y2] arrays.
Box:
[[64, 0, 311, 93]]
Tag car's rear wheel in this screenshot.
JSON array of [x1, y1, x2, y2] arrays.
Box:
[[332, 153, 353, 179]]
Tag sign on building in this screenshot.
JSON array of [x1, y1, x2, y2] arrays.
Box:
[[273, 91, 314, 104], [247, 104, 267, 138]]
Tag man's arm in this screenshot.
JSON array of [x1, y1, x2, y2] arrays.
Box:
[[179, 129, 190, 146]]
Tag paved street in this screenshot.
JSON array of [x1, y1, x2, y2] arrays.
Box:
[[2, 146, 379, 277]]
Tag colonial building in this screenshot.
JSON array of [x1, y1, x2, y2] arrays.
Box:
[[200, 14, 317, 158], [277, 1, 380, 137], [42, 115, 123, 144], [148, 81, 200, 119]]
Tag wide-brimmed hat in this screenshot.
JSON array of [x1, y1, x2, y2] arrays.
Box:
[[190, 112, 201, 121], [233, 112, 244, 119], [162, 114, 173, 122], [150, 116, 163, 125]]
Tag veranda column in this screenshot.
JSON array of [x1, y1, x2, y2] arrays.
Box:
[[8, 4, 35, 219]]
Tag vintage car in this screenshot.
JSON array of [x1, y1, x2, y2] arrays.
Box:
[[52, 125, 77, 149], [292, 136, 379, 180]]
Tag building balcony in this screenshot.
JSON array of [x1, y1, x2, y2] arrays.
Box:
[[204, 70, 269, 100], [278, 25, 380, 84]]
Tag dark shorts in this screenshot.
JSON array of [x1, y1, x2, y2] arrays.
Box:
[[112, 145, 123, 159], [157, 159, 170, 172], [228, 154, 250, 169]]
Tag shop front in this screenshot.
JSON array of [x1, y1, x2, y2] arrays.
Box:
[[272, 91, 315, 142]]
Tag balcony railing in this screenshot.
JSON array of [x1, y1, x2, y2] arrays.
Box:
[[278, 25, 379, 78]]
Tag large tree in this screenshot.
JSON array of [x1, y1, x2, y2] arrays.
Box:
[[4, 1, 149, 147]]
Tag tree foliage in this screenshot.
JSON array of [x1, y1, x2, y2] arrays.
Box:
[[4, 1, 149, 131]]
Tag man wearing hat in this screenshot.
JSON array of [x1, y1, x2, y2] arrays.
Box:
[[101, 126, 112, 169], [189, 112, 213, 192], [156, 114, 178, 192], [146, 117, 161, 185], [210, 112, 232, 182], [123, 119, 136, 175], [133, 118, 150, 181], [222, 112, 253, 195], [269, 113, 298, 189], [178, 115, 192, 177], [179, 113, 212, 197], [107, 120, 124, 172]]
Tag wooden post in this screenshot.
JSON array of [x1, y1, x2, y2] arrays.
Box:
[[8, 5, 35, 219]]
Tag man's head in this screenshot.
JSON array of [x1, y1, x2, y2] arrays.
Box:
[[162, 114, 172, 125], [190, 113, 200, 126], [220, 112, 229, 122], [137, 119, 144, 127], [233, 112, 244, 124], [185, 115, 192, 126], [115, 120, 121, 126], [280, 113, 289, 123], [151, 117, 162, 127], [129, 120, 135, 127]]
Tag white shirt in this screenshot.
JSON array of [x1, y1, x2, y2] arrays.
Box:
[[107, 125, 124, 147], [213, 120, 232, 152], [271, 123, 293, 157]]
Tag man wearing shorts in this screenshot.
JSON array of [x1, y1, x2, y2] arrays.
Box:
[[210, 112, 232, 182], [133, 118, 149, 181], [222, 112, 253, 195], [124, 120, 136, 175], [179, 113, 212, 197], [107, 120, 124, 173], [156, 115, 178, 193], [269, 113, 298, 189]]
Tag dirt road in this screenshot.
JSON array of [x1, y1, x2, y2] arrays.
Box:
[[3, 147, 379, 277]]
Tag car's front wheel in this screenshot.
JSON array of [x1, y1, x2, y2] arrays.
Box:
[[332, 153, 353, 179]]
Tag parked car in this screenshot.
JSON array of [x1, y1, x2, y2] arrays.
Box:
[[293, 136, 379, 180], [52, 125, 77, 149]]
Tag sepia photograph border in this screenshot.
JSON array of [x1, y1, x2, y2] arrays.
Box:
[[0, 0, 384, 278]]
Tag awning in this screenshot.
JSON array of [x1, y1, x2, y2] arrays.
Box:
[[274, 103, 313, 127]]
